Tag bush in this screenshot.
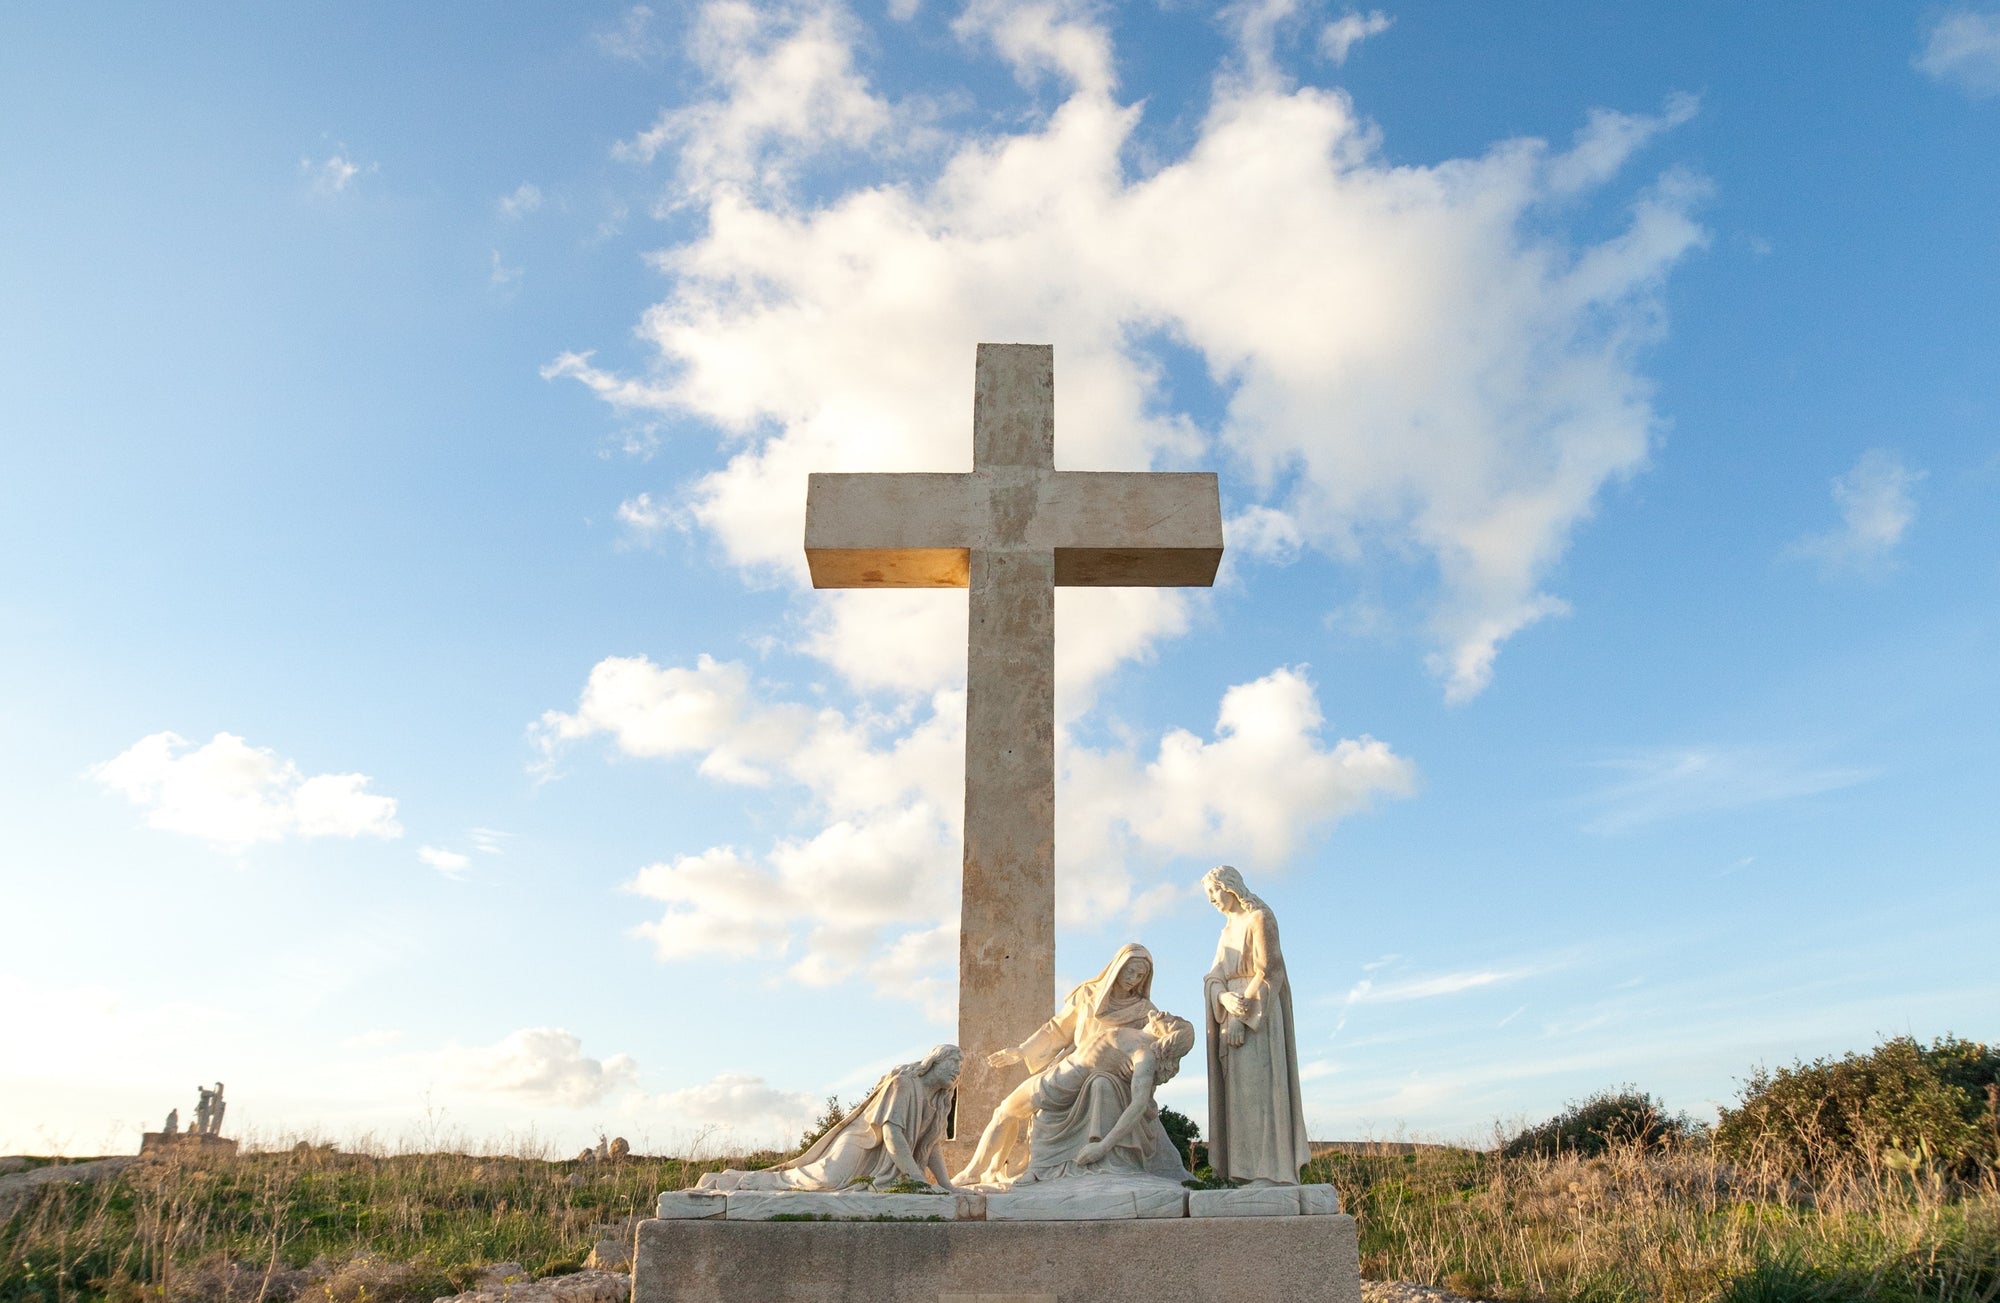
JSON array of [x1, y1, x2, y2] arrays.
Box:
[[795, 1094, 847, 1154], [1501, 1086, 1696, 1159], [1715, 1034, 2000, 1176], [1157, 1107, 1201, 1170]]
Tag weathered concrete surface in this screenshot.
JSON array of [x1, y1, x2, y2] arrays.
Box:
[[633, 1213, 1361, 1303], [801, 344, 1223, 1164]]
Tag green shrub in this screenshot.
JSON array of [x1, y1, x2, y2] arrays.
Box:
[[1157, 1107, 1201, 1170], [1501, 1086, 1696, 1159], [1716, 1035, 2000, 1176]]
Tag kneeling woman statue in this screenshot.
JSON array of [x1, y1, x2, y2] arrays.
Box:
[[697, 1044, 962, 1193]]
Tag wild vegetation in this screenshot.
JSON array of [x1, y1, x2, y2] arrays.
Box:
[[4, 1035, 1994, 1302]]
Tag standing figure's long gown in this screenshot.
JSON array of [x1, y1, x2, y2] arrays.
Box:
[[1204, 905, 1310, 1185]]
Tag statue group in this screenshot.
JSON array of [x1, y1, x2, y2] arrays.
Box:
[[699, 864, 1308, 1197], [162, 1082, 227, 1139]]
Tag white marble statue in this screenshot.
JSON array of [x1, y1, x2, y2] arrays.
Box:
[[953, 944, 1192, 1189], [698, 1045, 961, 1193], [162, 1108, 179, 1136], [1203, 865, 1310, 1186], [194, 1086, 213, 1136], [206, 1082, 226, 1136]]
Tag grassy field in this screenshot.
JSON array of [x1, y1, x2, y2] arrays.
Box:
[[4, 1140, 1996, 1301], [1312, 1141, 1999, 1303]]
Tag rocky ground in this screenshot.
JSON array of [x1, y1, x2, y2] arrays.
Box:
[[0, 1156, 138, 1223], [1363, 1282, 1489, 1303]]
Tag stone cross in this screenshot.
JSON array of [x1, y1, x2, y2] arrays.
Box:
[[804, 343, 1222, 1156]]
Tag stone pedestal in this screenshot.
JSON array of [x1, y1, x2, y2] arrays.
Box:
[[632, 1214, 1360, 1303], [139, 1133, 239, 1157]]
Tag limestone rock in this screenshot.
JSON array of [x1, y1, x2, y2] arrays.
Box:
[[1188, 1184, 1302, 1217], [434, 1268, 629, 1303]]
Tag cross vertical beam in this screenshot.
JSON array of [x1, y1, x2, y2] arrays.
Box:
[[803, 344, 1222, 1162], [956, 345, 1058, 1159]]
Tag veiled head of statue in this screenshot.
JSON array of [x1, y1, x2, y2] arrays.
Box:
[[1079, 942, 1156, 1020]]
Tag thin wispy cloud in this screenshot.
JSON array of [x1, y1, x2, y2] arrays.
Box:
[[419, 846, 472, 878], [596, 4, 668, 63], [1916, 8, 2000, 98], [301, 151, 374, 195], [1579, 745, 1874, 834], [1321, 10, 1392, 64], [1340, 966, 1542, 1006], [1786, 448, 1925, 576], [498, 182, 543, 218]]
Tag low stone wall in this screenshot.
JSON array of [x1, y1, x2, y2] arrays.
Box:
[[633, 1212, 1360, 1303]]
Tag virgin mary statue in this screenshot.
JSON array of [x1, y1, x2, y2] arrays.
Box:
[[1203, 865, 1310, 1185], [953, 943, 1190, 1188]]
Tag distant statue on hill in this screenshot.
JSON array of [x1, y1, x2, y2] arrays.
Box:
[[163, 1108, 179, 1136], [206, 1082, 226, 1136], [195, 1086, 213, 1136], [1203, 865, 1308, 1186], [698, 1045, 962, 1193]]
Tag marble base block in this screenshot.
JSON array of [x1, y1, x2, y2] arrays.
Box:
[[632, 1213, 1360, 1303]]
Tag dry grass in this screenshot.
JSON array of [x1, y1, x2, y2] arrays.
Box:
[[0, 1142, 751, 1303], [8, 1136, 1997, 1301], [1316, 1140, 2000, 1302]]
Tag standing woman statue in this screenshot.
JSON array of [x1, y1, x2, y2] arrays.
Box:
[[1202, 865, 1309, 1186]]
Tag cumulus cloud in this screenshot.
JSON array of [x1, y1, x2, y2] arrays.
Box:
[[547, 655, 1410, 1010], [91, 732, 402, 849], [614, 0, 903, 194], [1786, 449, 1925, 575], [557, 0, 1704, 703], [655, 1072, 819, 1145], [1917, 9, 2000, 98], [445, 1027, 639, 1108]]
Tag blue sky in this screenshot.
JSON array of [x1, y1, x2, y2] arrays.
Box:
[[2, 1, 1996, 1156]]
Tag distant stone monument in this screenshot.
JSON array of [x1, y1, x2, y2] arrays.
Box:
[[141, 1082, 238, 1156], [634, 345, 1358, 1303]]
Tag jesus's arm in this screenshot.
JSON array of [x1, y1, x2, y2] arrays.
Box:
[[1075, 1050, 1158, 1166]]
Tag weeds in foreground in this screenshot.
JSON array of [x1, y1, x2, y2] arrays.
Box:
[[0, 1145, 743, 1303], [1319, 1139, 2000, 1302], [9, 1137, 1999, 1302]]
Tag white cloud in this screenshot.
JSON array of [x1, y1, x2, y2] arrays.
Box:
[[654, 1072, 818, 1146], [301, 152, 373, 195], [419, 846, 472, 877], [445, 1027, 639, 1108], [1917, 9, 2000, 98], [91, 731, 402, 849], [1580, 745, 1874, 834], [1341, 967, 1537, 1004], [1786, 448, 1924, 576], [617, 491, 684, 541], [548, 655, 1410, 1008], [469, 828, 508, 855], [1320, 10, 1392, 65], [557, 0, 1705, 704], [498, 182, 544, 218], [489, 249, 523, 289], [614, 0, 902, 195]]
